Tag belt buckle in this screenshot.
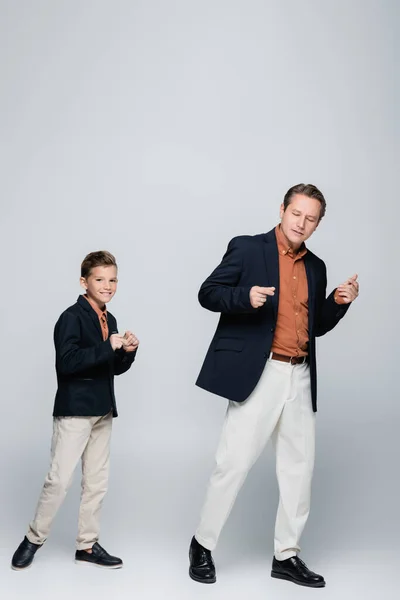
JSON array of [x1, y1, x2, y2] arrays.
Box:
[[290, 355, 303, 365]]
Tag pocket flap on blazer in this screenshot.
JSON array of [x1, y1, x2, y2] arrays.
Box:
[[215, 337, 244, 352]]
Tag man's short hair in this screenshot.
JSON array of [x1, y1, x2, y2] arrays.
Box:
[[283, 183, 326, 220]]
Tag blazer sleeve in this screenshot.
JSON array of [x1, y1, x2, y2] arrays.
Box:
[[314, 262, 350, 337], [113, 348, 137, 375], [55, 311, 115, 375], [198, 237, 258, 314]]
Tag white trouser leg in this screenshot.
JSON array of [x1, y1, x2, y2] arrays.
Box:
[[272, 362, 315, 560], [195, 359, 290, 551]]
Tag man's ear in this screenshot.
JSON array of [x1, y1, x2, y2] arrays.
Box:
[[79, 277, 88, 290]]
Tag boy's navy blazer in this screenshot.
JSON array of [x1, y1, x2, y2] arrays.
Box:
[[53, 295, 137, 417], [196, 228, 349, 412]]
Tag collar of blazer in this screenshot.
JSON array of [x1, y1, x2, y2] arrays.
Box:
[[77, 294, 105, 339], [262, 227, 317, 325]]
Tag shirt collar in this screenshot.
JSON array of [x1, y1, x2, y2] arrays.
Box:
[[83, 294, 107, 319], [275, 224, 307, 259]]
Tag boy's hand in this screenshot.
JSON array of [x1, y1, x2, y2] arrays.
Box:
[[122, 331, 140, 352], [110, 334, 126, 351], [334, 274, 359, 304]]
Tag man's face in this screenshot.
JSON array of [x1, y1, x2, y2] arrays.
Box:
[[280, 194, 321, 249], [80, 265, 118, 308]]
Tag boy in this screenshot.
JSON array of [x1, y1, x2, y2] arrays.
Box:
[[11, 251, 139, 570]]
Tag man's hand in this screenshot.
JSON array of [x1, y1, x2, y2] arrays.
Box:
[[109, 334, 126, 351], [122, 330, 140, 352], [250, 286, 275, 309], [334, 274, 359, 304]]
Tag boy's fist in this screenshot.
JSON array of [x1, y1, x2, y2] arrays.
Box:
[[109, 334, 126, 351], [122, 331, 140, 352]]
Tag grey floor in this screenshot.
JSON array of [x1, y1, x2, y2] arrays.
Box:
[[1, 543, 395, 600], [1, 422, 397, 600]]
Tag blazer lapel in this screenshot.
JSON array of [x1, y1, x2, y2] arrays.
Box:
[[89, 310, 103, 339], [304, 253, 316, 335], [262, 229, 280, 320], [77, 295, 103, 340]]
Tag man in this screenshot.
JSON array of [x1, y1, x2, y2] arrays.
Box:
[[189, 184, 359, 588]]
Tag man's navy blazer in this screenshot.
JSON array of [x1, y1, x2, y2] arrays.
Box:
[[53, 295, 137, 417], [196, 228, 349, 412]]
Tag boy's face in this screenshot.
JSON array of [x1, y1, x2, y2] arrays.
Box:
[[80, 265, 118, 308]]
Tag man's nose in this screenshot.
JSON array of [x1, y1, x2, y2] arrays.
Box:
[[297, 218, 306, 230]]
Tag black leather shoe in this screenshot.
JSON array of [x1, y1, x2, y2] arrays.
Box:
[[271, 556, 325, 588], [189, 536, 216, 584], [75, 542, 123, 569], [11, 537, 42, 570]]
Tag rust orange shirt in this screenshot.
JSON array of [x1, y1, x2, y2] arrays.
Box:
[[271, 225, 309, 357], [84, 295, 109, 341]]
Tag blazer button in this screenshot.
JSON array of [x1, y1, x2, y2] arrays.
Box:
[[270, 327, 274, 332], [263, 353, 268, 359]]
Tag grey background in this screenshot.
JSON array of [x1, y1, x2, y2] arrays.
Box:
[[0, 1, 398, 598]]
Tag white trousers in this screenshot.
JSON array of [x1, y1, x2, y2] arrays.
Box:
[[195, 357, 316, 560], [27, 412, 113, 550]]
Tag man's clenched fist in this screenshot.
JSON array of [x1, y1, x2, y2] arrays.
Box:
[[250, 286, 275, 309], [334, 274, 359, 305]]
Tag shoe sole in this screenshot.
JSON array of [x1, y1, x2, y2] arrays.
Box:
[[189, 569, 216, 584], [11, 563, 33, 571], [271, 571, 325, 588], [75, 560, 123, 569]]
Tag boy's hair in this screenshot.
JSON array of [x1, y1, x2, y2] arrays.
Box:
[[81, 251, 118, 279], [283, 183, 326, 220]]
